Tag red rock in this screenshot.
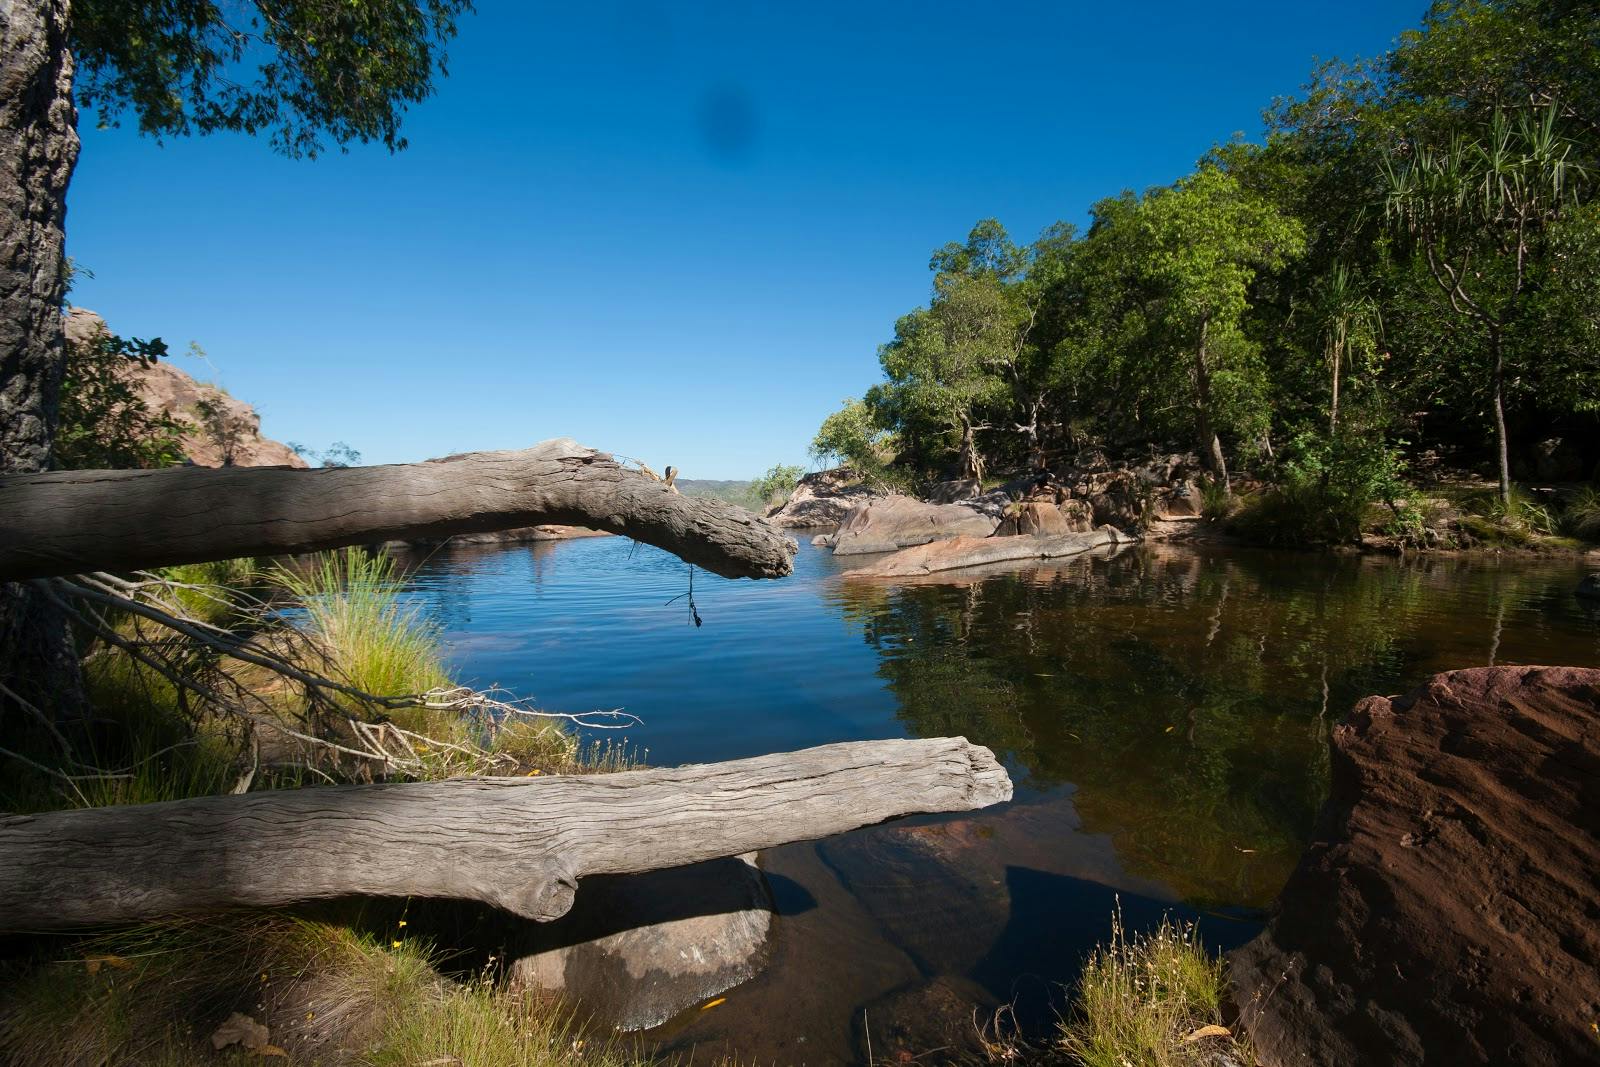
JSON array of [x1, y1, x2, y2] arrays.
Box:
[[1229, 666, 1600, 1067]]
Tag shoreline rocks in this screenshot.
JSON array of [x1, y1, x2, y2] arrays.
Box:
[[843, 528, 1135, 578], [826, 495, 1000, 555], [1228, 666, 1600, 1067], [766, 468, 883, 529]]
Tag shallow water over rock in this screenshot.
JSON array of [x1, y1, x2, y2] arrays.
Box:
[[395, 538, 1600, 1063]]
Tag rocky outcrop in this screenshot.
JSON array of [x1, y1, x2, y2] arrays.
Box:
[[826, 495, 1000, 555], [766, 467, 882, 529], [511, 854, 773, 1031], [843, 528, 1133, 578], [66, 308, 307, 469], [1229, 666, 1600, 1067], [995, 500, 1074, 537]]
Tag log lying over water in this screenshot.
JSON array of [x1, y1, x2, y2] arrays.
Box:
[[0, 438, 795, 581], [0, 737, 1012, 931], [843, 529, 1136, 578]]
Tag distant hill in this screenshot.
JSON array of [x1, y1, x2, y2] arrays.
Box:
[[676, 478, 758, 509]]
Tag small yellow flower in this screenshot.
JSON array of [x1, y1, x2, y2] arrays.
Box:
[[397, 920, 407, 928], [391, 939, 403, 949], [526, 769, 541, 776]]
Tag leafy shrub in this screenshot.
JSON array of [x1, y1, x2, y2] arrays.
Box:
[[1234, 432, 1408, 546], [749, 463, 804, 509], [54, 328, 189, 470]]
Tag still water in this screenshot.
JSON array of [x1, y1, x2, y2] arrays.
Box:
[[397, 536, 1600, 1063]]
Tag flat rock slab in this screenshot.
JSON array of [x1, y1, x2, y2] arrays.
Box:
[[829, 495, 999, 556], [843, 529, 1134, 578], [511, 854, 773, 1031], [1229, 666, 1600, 1067]]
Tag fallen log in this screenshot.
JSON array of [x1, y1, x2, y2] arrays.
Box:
[[0, 737, 1012, 931], [0, 438, 794, 581]]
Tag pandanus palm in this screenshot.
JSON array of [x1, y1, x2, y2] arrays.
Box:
[[1383, 104, 1588, 504], [1310, 262, 1381, 432]]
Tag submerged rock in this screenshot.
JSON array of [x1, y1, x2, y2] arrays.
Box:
[[830, 495, 999, 556], [1229, 666, 1600, 1067], [1577, 574, 1600, 601], [510, 855, 773, 1031]]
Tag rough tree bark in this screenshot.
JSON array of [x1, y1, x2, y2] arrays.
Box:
[[0, 0, 83, 720], [0, 737, 1013, 931], [0, 438, 797, 581], [1194, 317, 1229, 489]]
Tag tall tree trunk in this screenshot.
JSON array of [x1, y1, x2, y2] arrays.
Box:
[[1329, 332, 1343, 432], [0, 0, 83, 724], [958, 416, 984, 484], [1490, 332, 1511, 506], [1194, 317, 1229, 490]]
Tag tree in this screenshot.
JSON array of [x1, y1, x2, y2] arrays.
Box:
[[1384, 104, 1591, 503], [874, 221, 1036, 483], [54, 327, 189, 470], [1097, 166, 1306, 486], [0, 0, 472, 721]]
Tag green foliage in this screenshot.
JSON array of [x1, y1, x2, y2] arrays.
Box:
[[1234, 432, 1409, 546], [54, 327, 189, 470], [749, 463, 803, 508], [289, 440, 364, 467], [72, 0, 473, 158]]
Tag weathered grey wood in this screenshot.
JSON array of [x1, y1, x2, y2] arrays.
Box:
[[0, 737, 1012, 931], [0, 438, 795, 581]]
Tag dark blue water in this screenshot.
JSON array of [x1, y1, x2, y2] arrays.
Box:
[[393, 536, 1600, 1063]]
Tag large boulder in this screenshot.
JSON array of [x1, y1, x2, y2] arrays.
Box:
[[66, 308, 307, 469], [510, 854, 773, 1031], [766, 467, 882, 530], [829, 495, 999, 556], [1229, 666, 1600, 1067], [994, 501, 1072, 537]]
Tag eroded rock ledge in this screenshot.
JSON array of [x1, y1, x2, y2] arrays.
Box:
[[1229, 666, 1600, 1067]]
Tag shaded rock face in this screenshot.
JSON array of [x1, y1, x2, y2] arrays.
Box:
[[66, 308, 307, 469], [767, 467, 883, 530], [830, 495, 999, 556], [927, 477, 981, 503], [510, 855, 773, 1031], [1229, 666, 1600, 1067]]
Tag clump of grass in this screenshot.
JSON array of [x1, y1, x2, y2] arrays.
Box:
[[1559, 486, 1600, 540], [1056, 908, 1244, 1067], [272, 547, 452, 707]]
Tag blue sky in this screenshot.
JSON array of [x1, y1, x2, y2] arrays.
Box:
[[68, 1, 1418, 479]]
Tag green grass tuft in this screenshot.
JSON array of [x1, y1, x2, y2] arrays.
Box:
[[1056, 908, 1243, 1067]]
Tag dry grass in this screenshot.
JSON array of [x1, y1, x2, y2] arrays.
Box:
[[1055, 909, 1246, 1067], [0, 915, 649, 1067]]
